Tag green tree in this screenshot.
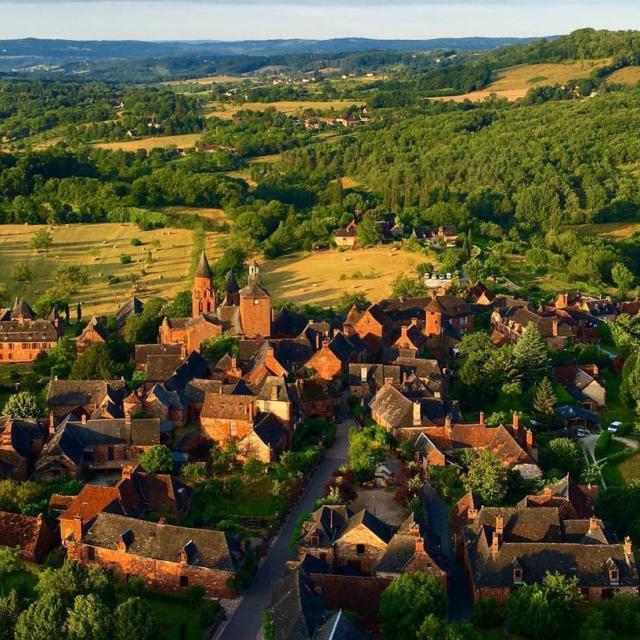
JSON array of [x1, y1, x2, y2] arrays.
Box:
[[3, 391, 41, 420], [611, 262, 635, 295], [513, 323, 550, 388], [139, 445, 174, 474], [29, 229, 53, 252], [66, 594, 112, 640], [0, 546, 21, 576], [113, 597, 157, 640], [14, 593, 66, 640], [463, 449, 508, 505], [11, 262, 32, 282], [0, 591, 20, 640], [390, 274, 426, 298], [417, 615, 478, 640], [0, 283, 8, 307], [379, 572, 448, 640], [348, 426, 388, 483], [544, 438, 584, 479], [621, 353, 640, 411], [200, 335, 240, 362], [70, 343, 120, 380], [505, 572, 580, 640], [123, 298, 164, 344], [533, 377, 557, 418], [356, 211, 383, 247]]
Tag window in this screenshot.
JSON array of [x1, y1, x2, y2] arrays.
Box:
[[87, 547, 95, 561], [180, 575, 189, 587], [107, 447, 114, 461], [356, 544, 365, 555]]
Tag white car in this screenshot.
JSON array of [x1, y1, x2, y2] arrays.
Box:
[[576, 428, 588, 438], [608, 421, 623, 434]]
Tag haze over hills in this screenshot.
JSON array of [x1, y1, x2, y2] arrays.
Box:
[[0, 35, 543, 63]]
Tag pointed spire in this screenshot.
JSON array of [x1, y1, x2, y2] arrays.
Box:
[[225, 268, 239, 293], [195, 251, 213, 279]]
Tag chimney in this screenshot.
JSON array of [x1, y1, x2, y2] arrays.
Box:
[[444, 415, 452, 431], [411, 317, 418, 326], [125, 413, 132, 426], [73, 515, 84, 542], [266, 347, 275, 359], [401, 325, 409, 340], [49, 413, 56, 435], [492, 531, 501, 557], [526, 429, 534, 450], [589, 517, 599, 531], [36, 512, 44, 526], [552, 318, 559, 337], [413, 402, 421, 426], [468, 507, 478, 521], [158, 517, 166, 526], [512, 413, 519, 431], [360, 366, 368, 383], [415, 537, 426, 554], [624, 536, 633, 555], [315, 333, 321, 350], [409, 522, 420, 537], [121, 466, 133, 481], [117, 531, 132, 552], [81, 414, 87, 425], [495, 516, 504, 535], [479, 411, 485, 426], [271, 384, 279, 400]]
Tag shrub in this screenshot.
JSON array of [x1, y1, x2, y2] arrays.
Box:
[[130, 238, 142, 246], [120, 254, 132, 265]]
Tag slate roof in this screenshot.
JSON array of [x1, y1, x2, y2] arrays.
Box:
[[272, 308, 310, 338], [83, 512, 241, 571], [225, 269, 239, 293], [377, 297, 428, 324], [11, 297, 36, 320], [348, 363, 402, 388], [464, 507, 638, 589], [0, 511, 50, 559], [134, 343, 183, 364], [519, 474, 595, 519], [341, 509, 393, 544], [313, 611, 369, 640], [0, 319, 59, 343], [116, 296, 144, 330], [392, 357, 442, 380], [301, 505, 352, 548], [183, 378, 225, 404], [251, 413, 287, 448], [240, 278, 270, 299], [271, 568, 325, 640], [0, 417, 42, 460], [47, 380, 127, 408], [195, 251, 213, 278], [216, 305, 243, 334], [201, 393, 255, 421]]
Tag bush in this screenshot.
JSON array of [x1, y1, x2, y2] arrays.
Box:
[[472, 597, 502, 628], [120, 254, 133, 265], [130, 238, 142, 246]]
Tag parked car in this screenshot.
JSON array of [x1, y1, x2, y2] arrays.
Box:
[[576, 428, 589, 438], [608, 421, 623, 434]]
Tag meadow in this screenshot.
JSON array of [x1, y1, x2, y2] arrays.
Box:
[[204, 99, 364, 119], [260, 246, 430, 306], [93, 133, 203, 152], [0, 223, 226, 315]]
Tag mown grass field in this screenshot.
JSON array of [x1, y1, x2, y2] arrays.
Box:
[[204, 99, 364, 119], [607, 65, 640, 85], [261, 246, 430, 306], [431, 60, 609, 103], [0, 223, 226, 315], [93, 133, 203, 152], [565, 221, 640, 241]]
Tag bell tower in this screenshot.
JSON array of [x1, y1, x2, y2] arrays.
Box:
[[239, 261, 272, 338], [425, 297, 443, 338], [192, 251, 216, 318]]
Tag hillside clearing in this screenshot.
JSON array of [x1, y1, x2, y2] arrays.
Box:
[[607, 66, 640, 85], [563, 221, 640, 240], [0, 223, 226, 315], [261, 246, 430, 306], [94, 133, 202, 152], [204, 100, 364, 119], [161, 206, 228, 224]]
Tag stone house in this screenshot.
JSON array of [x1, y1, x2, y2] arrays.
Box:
[[554, 363, 607, 410], [0, 298, 62, 363], [238, 413, 288, 463], [34, 415, 161, 481], [460, 506, 639, 603], [490, 307, 575, 349], [76, 315, 108, 356], [64, 512, 245, 598], [0, 511, 57, 563], [334, 220, 358, 248], [0, 417, 45, 480], [305, 333, 365, 380]]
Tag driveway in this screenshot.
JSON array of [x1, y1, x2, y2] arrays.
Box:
[[217, 418, 352, 640]]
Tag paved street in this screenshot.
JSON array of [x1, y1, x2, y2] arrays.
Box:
[[218, 418, 352, 640]]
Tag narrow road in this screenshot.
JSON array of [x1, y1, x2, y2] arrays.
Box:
[[423, 483, 473, 622], [218, 418, 352, 640]]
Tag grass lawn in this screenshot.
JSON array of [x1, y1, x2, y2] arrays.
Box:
[[600, 372, 637, 426], [0, 223, 227, 315], [603, 449, 640, 486], [261, 246, 434, 307], [226, 476, 287, 518], [138, 594, 206, 640]]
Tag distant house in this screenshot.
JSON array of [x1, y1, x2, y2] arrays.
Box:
[[65, 513, 245, 598], [554, 363, 606, 410], [76, 316, 109, 356], [0, 417, 45, 480], [334, 220, 358, 248], [116, 296, 144, 335], [427, 226, 459, 248]]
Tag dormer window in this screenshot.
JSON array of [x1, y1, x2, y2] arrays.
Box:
[[311, 535, 320, 546], [356, 544, 365, 555], [609, 568, 619, 586], [513, 568, 523, 584]]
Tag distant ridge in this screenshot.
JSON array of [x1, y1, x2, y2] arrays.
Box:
[[0, 35, 546, 62]]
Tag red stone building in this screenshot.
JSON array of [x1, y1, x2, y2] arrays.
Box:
[[65, 512, 245, 598], [239, 262, 272, 338], [76, 316, 108, 356], [0, 511, 57, 563]]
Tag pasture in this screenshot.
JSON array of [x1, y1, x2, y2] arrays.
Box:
[[261, 246, 429, 306], [204, 100, 364, 119], [0, 223, 226, 315], [93, 133, 202, 152], [606, 66, 640, 85]]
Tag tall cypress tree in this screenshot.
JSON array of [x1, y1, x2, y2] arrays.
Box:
[[513, 323, 551, 388], [533, 377, 557, 417]]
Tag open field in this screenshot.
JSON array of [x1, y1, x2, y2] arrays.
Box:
[[161, 205, 228, 224], [607, 66, 640, 85], [167, 75, 247, 85], [93, 133, 202, 152], [563, 221, 640, 241], [431, 60, 608, 103], [0, 223, 226, 315], [261, 246, 428, 306], [204, 99, 364, 119]]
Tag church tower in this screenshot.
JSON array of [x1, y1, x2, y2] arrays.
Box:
[[425, 297, 443, 338], [239, 261, 272, 338], [192, 251, 216, 318]]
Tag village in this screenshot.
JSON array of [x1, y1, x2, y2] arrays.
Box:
[[0, 244, 639, 640]]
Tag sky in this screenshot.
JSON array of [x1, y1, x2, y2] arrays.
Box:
[[1, 0, 640, 41]]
